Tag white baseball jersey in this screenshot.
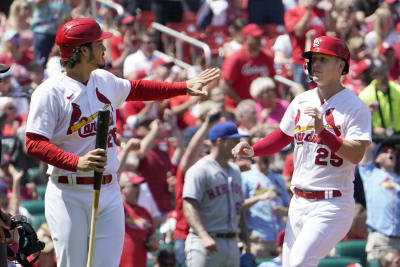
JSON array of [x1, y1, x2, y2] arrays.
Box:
[[26, 69, 131, 177], [280, 88, 371, 192]]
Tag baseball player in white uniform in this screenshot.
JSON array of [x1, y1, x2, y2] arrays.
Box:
[[183, 122, 248, 267], [232, 36, 372, 267], [24, 18, 219, 267]]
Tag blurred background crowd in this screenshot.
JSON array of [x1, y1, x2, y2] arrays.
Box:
[[0, 0, 400, 266]]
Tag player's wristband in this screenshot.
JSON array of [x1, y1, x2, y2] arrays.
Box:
[[318, 129, 343, 153]]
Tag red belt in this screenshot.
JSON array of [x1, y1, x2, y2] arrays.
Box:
[[293, 187, 342, 200], [57, 175, 113, 185]]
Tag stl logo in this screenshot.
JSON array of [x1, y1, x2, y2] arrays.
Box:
[[313, 38, 320, 48]]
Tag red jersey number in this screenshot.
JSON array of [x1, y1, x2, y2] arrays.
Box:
[[315, 148, 343, 167]]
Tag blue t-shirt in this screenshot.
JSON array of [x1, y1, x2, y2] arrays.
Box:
[[31, 0, 72, 35], [241, 167, 289, 242], [358, 161, 400, 237]]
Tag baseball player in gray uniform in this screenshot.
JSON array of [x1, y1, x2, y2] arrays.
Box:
[[182, 122, 249, 267]]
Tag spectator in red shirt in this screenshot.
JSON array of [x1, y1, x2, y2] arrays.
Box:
[[120, 172, 159, 267], [108, 15, 137, 77], [343, 36, 370, 95], [0, 30, 33, 86], [284, 0, 326, 90], [379, 42, 400, 81], [220, 23, 275, 109]]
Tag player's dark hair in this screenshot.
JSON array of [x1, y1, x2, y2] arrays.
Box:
[[60, 42, 93, 68]]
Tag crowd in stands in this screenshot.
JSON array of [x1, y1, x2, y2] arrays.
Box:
[[0, 0, 400, 266]]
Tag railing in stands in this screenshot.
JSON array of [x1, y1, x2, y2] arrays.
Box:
[[151, 22, 212, 67], [91, 0, 124, 17]]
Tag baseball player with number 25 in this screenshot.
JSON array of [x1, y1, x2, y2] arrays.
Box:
[[233, 36, 371, 267], [24, 18, 219, 267]]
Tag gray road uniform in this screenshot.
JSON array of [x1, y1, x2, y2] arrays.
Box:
[[183, 155, 243, 267]]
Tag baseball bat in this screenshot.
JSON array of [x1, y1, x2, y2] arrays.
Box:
[[86, 109, 110, 267]]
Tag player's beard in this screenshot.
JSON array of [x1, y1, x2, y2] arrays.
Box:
[[88, 50, 105, 69]]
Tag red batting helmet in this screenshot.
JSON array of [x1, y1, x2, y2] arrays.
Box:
[[302, 36, 350, 75], [56, 18, 113, 60]]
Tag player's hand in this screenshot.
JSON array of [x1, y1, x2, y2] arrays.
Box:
[[186, 68, 220, 96], [199, 231, 218, 255], [304, 106, 324, 133], [0, 209, 11, 244], [232, 141, 254, 158], [77, 148, 107, 173]]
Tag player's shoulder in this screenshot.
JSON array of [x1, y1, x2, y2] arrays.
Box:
[[336, 88, 369, 110], [33, 74, 70, 97], [186, 156, 211, 173], [290, 88, 316, 104]]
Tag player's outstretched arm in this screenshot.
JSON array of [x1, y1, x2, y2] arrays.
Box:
[[232, 128, 293, 158], [183, 198, 218, 255], [127, 68, 220, 101]]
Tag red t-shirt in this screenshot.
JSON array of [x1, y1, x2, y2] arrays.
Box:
[[390, 60, 400, 81], [284, 6, 325, 65], [137, 148, 173, 212], [169, 95, 197, 130], [343, 58, 364, 95], [281, 152, 294, 179], [109, 35, 125, 62], [109, 34, 137, 62], [221, 47, 275, 108], [120, 202, 154, 267], [173, 166, 190, 239], [0, 51, 33, 86]]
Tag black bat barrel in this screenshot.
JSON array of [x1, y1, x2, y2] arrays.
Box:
[[94, 110, 110, 190]]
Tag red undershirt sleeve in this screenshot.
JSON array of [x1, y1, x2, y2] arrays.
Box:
[[252, 128, 294, 157], [25, 132, 79, 172], [127, 80, 187, 101]]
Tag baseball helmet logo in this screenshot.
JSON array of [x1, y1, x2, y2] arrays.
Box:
[[302, 36, 350, 75], [313, 38, 320, 48]]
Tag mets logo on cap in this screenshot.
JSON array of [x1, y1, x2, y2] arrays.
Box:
[[313, 38, 320, 48]]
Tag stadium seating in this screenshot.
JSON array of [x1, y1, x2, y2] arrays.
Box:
[[335, 240, 367, 266], [30, 214, 46, 231], [20, 199, 44, 215], [36, 184, 46, 200], [318, 257, 361, 267], [367, 258, 381, 267]]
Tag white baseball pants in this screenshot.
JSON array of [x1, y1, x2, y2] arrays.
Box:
[[45, 179, 125, 267], [282, 194, 355, 267]]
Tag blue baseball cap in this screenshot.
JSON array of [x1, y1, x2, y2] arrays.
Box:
[[208, 122, 248, 142]]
